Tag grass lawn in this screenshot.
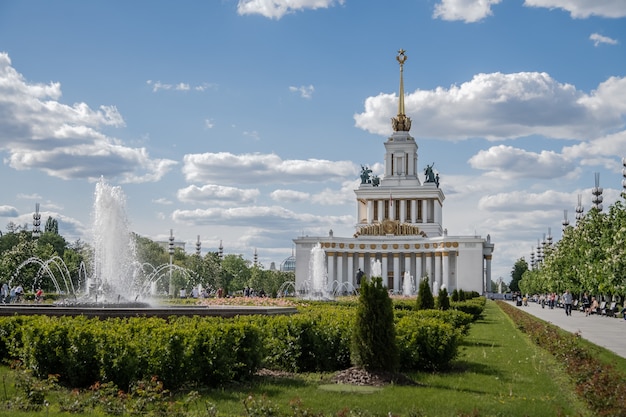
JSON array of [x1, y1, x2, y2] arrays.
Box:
[[0, 301, 597, 416]]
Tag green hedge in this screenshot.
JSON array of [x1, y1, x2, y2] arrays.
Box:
[[1, 316, 263, 390], [396, 314, 462, 371], [0, 301, 471, 389]]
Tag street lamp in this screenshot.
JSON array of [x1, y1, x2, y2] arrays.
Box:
[[169, 229, 175, 296], [32, 203, 41, 239]]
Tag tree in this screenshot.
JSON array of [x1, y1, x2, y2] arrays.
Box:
[[221, 254, 251, 294], [509, 258, 528, 293], [416, 277, 435, 310], [351, 276, 399, 372], [437, 287, 450, 310], [44, 216, 59, 234]]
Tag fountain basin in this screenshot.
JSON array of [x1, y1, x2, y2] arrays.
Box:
[[0, 304, 298, 319]]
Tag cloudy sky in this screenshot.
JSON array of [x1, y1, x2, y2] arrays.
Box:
[[0, 0, 625, 283]]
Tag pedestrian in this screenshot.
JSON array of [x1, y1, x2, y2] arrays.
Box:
[[0, 283, 7, 304], [582, 292, 590, 314], [563, 289, 573, 316], [587, 296, 599, 316]]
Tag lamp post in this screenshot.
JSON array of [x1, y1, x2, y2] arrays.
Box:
[[169, 229, 175, 296], [32, 203, 41, 239]]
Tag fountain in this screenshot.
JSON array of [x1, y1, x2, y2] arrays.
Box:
[[301, 243, 332, 300], [90, 178, 144, 303], [1, 178, 298, 318], [370, 259, 382, 278], [402, 271, 413, 296]]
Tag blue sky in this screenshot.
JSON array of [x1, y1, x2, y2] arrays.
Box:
[[0, 0, 625, 283]]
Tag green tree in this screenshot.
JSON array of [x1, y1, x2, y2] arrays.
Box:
[[509, 258, 528, 293], [221, 254, 251, 294], [351, 276, 399, 372], [44, 216, 58, 234], [416, 277, 435, 310], [437, 287, 450, 310], [37, 231, 67, 258]]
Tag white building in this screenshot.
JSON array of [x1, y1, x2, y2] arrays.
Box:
[[293, 50, 494, 295]]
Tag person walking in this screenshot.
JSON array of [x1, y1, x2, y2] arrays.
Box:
[[563, 289, 573, 316]]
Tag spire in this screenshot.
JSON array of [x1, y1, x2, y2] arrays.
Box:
[[392, 49, 412, 132]]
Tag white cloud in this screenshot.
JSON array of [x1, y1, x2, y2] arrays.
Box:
[[177, 184, 260, 205], [172, 205, 353, 230], [478, 189, 579, 211], [0, 52, 176, 182], [270, 189, 310, 203], [16, 193, 42, 200], [468, 145, 577, 179], [152, 198, 173, 205], [524, 0, 626, 19], [146, 80, 214, 93], [182, 152, 357, 185], [289, 85, 315, 99], [0, 206, 19, 217], [243, 130, 261, 140], [237, 0, 345, 19], [590, 33, 618, 47], [270, 179, 356, 205], [354, 72, 626, 141], [433, 0, 501, 23]]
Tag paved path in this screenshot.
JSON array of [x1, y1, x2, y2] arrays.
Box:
[[510, 300, 626, 359]]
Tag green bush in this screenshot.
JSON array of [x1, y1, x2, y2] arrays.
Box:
[[452, 297, 486, 321], [351, 276, 399, 372], [437, 287, 450, 310], [261, 309, 352, 372], [396, 314, 462, 371], [416, 277, 435, 310]]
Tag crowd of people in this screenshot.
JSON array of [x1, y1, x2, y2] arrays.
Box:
[[0, 283, 29, 303], [515, 290, 626, 319]]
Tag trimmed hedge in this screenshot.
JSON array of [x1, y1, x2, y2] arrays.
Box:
[[0, 300, 476, 389], [396, 315, 462, 371]]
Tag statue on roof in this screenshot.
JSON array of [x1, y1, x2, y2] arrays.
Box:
[[424, 163, 436, 184], [360, 165, 373, 184]]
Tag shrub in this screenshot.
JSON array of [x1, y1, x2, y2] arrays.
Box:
[[452, 297, 485, 321], [416, 277, 435, 310], [437, 287, 450, 310], [351, 276, 399, 372], [396, 314, 462, 371]]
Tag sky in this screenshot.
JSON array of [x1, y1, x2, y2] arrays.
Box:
[[0, 0, 625, 284]]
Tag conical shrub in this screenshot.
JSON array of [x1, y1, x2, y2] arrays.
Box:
[[351, 276, 399, 372]]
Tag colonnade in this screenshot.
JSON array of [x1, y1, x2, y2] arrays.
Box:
[[362, 198, 441, 226], [323, 247, 455, 294]]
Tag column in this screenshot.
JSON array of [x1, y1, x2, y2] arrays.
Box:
[[400, 199, 406, 223], [377, 200, 384, 222], [404, 255, 411, 281], [382, 254, 389, 287], [367, 200, 374, 224], [336, 252, 343, 287], [415, 252, 423, 281], [389, 199, 394, 220], [393, 253, 400, 294], [442, 251, 449, 290], [411, 199, 417, 223], [421, 200, 427, 223], [326, 252, 335, 290], [424, 252, 432, 283], [485, 255, 492, 295], [434, 252, 441, 295], [359, 253, 366, 278], [404, 254, 412, 293], [347, 252, 354, 289]]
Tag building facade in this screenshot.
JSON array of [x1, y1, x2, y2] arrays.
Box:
[[293, 50, 494, 295]]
